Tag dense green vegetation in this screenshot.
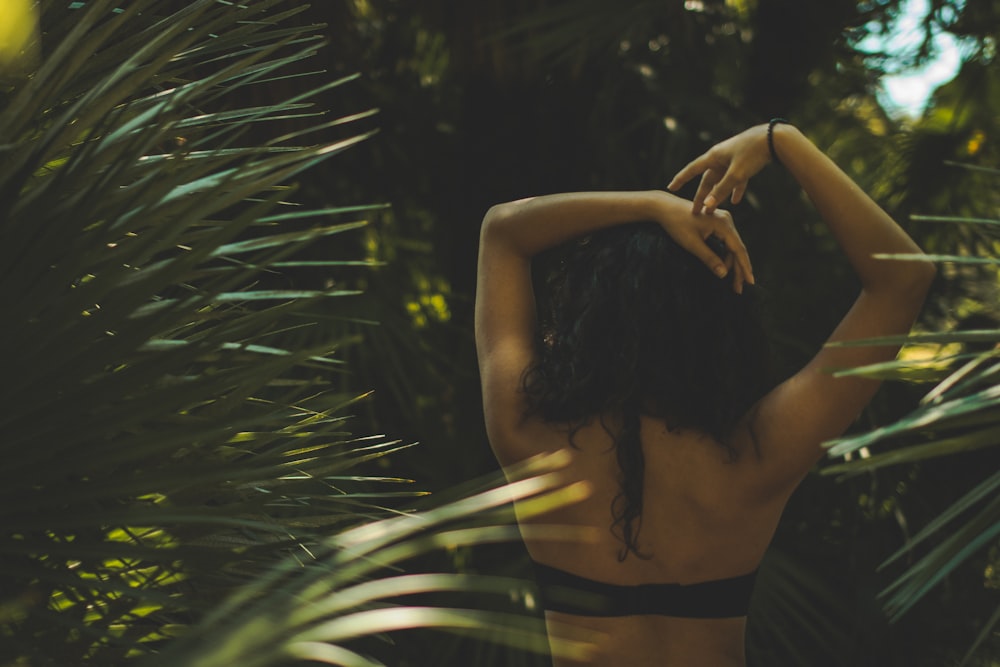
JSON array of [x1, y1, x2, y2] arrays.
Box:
[[1, 0, 997, 665]]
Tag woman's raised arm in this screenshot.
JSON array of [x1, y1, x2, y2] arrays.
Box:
[[480, 191, 750, 275], [671, 123, 936, 498], [670, 122, 932, 295]]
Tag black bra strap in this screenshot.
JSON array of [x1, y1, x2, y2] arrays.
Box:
[[533, 561, 757, 618]]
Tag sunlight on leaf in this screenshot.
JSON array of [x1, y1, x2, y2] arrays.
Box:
[[0, 0, 39, 75]]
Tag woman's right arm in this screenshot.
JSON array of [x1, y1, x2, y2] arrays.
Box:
[[670, 124, 936, 498]]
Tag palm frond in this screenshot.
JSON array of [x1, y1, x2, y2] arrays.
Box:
[[148, 454, 595, 667], [1, 4, 602, 665], [820, 202, 1000, 631], [0, 1, 398, 663]]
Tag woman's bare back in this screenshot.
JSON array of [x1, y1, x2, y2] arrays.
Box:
[[510, 415, 788, 666]]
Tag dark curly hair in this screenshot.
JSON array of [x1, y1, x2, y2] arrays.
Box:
[[522, 221, 772, 560]]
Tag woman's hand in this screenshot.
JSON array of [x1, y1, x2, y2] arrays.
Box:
[[667, 124, 773, 214], [479, 190, 754, 294], [655, 194, 754, 294]]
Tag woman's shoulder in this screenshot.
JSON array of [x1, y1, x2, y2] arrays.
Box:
[[487, 413, 580, 466]]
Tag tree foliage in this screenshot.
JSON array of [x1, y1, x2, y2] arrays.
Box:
[[0, 2, 580, 665]]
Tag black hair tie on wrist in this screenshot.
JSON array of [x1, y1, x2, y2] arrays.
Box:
[[768, 118, 789, 167]]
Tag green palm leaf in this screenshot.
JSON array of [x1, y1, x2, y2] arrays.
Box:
[[1, 3, 598, 665], [147, 454, 594, 667], [0, 1, 401, 664], [821, 200, 1000, 640]]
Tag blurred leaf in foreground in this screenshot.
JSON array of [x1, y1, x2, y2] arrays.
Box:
[[0, 0, 39, 76]]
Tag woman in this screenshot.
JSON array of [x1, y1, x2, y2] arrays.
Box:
[[475, 122, 934, 666]]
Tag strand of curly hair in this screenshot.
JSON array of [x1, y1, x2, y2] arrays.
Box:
[[612, 401, 648, 560]]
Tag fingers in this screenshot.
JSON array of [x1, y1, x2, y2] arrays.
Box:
[[703, 172, 746, 214], [734, 264, 749, 294], [677, 229, 730, 279], [692, 169, 719, 214], [723, 251, 744, 294], [667, 155, 709, 192], [670, 154, 751, 213], [709, 211, 755, 291], [670, 154, 728, 214], [665, 198, 754, 292], [686, 169, 748, 215], [669, 148, 754, 292], [731, 180, 747, 206], [721, 232, 753, 286]]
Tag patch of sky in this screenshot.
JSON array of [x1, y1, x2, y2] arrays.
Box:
[[858, 0, 976, 118]]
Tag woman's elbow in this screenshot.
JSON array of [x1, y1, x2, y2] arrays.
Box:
[[481, 203, 507, 234], [481, 201, 527, 246], [483, 200, 523, 227]]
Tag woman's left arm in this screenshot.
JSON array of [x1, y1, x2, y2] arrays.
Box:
[[475, 191, 750, 455]]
